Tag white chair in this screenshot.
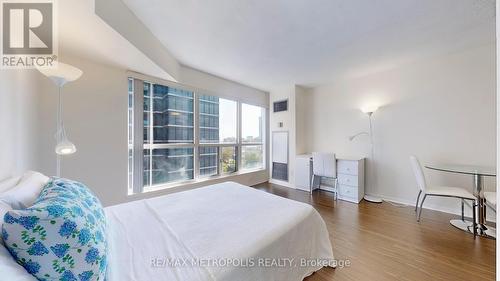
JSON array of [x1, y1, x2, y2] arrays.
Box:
[[311, 152, 338, 200], [410, 156, 477, 235]]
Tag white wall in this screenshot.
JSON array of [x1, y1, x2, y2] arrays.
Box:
[[295, 85, 309, 155], [36, 54, 129, 206], [269, 85, 296, 187], [304, 44, 496, 217], [0, 69, 42, 180], [35, 53, 269, 207], [268, 85, 312, 187]]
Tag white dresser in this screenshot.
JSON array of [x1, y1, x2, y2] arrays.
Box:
[[336, 158, 365, 203], [294, 155, 365, 204]]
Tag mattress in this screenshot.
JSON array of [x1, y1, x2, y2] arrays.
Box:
[[105, 182, 334, 281]]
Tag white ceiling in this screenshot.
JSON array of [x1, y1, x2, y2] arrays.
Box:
[[121, 0, 495, 91]]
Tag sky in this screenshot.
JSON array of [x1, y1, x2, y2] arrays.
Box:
[[219, 99, 263, 141]]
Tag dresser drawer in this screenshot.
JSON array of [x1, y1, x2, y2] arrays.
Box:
[[338, 174, 358, 187], [338, 184, 359, 200], [337, 160, 358, 175]]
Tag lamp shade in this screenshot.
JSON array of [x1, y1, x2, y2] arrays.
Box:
[[37, 62, 83, 87], [55, 138, 77, 155], [361, 105, 379, 115]]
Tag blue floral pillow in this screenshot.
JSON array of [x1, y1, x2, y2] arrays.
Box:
[[2, 178, 107, 281]]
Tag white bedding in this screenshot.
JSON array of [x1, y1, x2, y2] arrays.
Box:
[[105, 182, 333, 281]]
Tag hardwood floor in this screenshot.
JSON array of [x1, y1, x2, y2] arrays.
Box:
[[253, 182, 496, 281]]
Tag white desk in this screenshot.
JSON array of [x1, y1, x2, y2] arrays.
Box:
[[295, 154, 365, 204]]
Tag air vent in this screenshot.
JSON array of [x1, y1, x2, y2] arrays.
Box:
[[273, 100, 288, 112], [272, 162, 288, 181]]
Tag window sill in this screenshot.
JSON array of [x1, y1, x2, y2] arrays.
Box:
[[132, 168, 267, 195]]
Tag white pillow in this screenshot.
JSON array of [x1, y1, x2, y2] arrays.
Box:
[[0, 245, 37, 281], [0, 176, 21, 193], [0, 171, 49, 209], [0, 201, 12, 245]]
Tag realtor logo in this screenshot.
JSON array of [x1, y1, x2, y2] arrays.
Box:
[[1, 0, 57, 68]]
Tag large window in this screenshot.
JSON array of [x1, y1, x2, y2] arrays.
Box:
[[128, 78, 266, 193], [128, 79, 134, 193], [241, 104, 265, 170], [242, 103, 264, 143], [199, 95, 237, 144]]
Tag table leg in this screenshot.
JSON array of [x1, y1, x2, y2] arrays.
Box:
[[474, 174, 495, 239], [475, 175, 485, 232], [449, 175, 495, 239]]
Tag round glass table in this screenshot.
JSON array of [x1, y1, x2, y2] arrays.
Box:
[[425, 164, 496, 239]]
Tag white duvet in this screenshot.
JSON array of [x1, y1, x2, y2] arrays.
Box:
[[105, 182, 333, 281]]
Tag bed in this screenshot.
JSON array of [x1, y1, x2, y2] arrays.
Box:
[[0, 174, 333, 281], [105, 181, 334, 281]]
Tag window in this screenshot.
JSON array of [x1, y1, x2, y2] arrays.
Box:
[[143, 83, 195, 188], [150, 148, 194, 184], [241, 103, 265, 170], [199, 95, 237, 144], [241, 145, 264, 170], [199, 146, 218, 177], [198, 95, 238, 177], [127, 79, 134, 193], [128, 78, 267, 193], [152, 84, 194, 143], [221, 146, 237, 173]]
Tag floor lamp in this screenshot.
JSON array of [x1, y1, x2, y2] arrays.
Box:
[[349, 105, 382, 203], [37, 63, 83, 177]]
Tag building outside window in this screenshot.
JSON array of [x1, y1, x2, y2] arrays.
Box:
[[128, 78, 266, 193], [199, 95, 219, 143], [143, 84, 195, 186], [199, 95, 219, 177]]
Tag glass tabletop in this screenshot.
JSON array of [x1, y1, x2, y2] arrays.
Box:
[[425, 164, 496, 177]]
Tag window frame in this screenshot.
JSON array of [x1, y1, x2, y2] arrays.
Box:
[[128, 75, 267, 194]]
